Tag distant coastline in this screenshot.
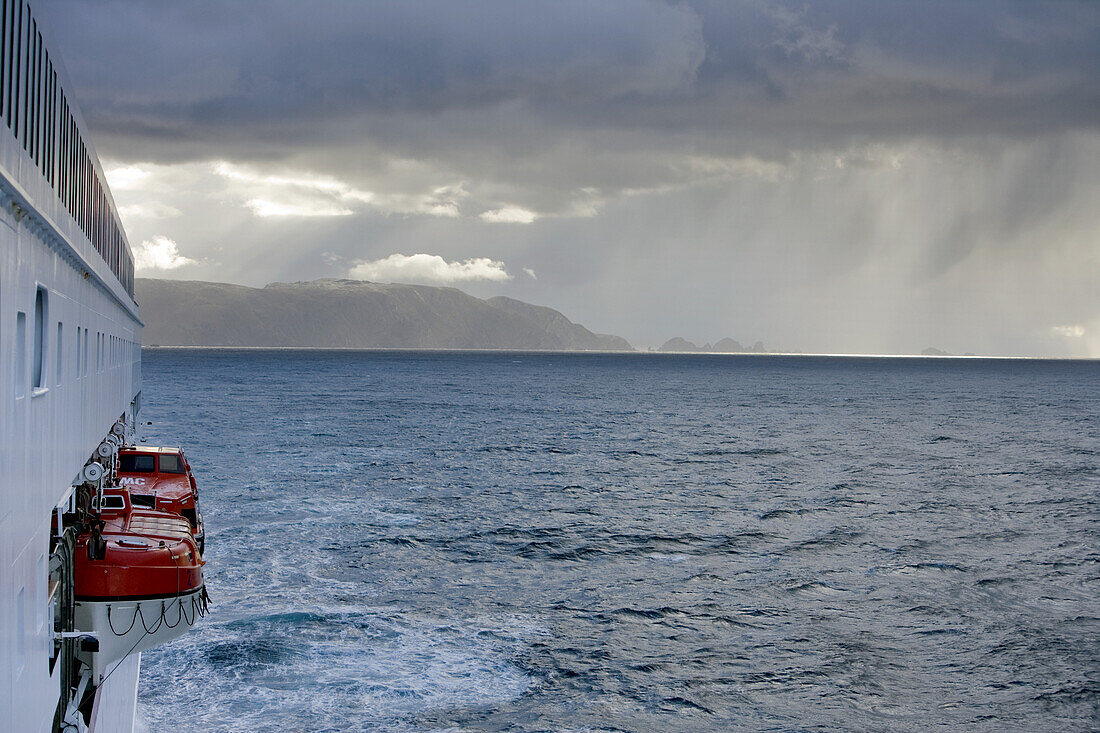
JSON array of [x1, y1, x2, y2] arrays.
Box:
[[137, 279, 1086, 359], [137, 278, 632, 351], [657, 336, 773, 354]]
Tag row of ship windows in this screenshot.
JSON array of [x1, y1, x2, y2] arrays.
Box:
[[0, 0, 133, 297], [11, 285, 136, 399]]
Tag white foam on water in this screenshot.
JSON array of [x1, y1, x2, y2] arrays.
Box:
[[647, 553, 690, 563], [365, 509, 422, 527], [138, 608, 534, 732]]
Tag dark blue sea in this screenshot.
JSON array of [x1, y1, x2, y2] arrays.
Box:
[[135, 350, 1099, 732]]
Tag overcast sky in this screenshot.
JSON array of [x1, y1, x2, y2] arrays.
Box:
[[42, 0, 1099, 355]]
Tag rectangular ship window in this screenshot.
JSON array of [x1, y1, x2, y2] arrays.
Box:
[[130, 494, 156, 509], [20, 0, 27, 147], [29, 21, 36, 161], [119, 453, 156, 473], [32, 285, 46, 391], [15, 586, 24, 677], [14, 310, 25, 397], [0, 0, 8, 122], [159, 454, 186, 474], [55, 321, 61, 384], [11, 0, 19, 135]]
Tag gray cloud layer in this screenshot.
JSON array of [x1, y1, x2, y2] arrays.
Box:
[[41, 0, 1100, 355]]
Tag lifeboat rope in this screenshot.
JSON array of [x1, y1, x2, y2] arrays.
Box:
[[104, 588, 210, 637], [105, 603, 140, 636], [164, 597, 188, 628], [142, 602, 167, 635]]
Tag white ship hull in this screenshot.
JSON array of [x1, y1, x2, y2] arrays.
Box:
[[1, 2, 144, 730], [0, 206, 142, 733]]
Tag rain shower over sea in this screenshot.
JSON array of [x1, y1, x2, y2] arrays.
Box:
[[137, 349, 1098, 732]]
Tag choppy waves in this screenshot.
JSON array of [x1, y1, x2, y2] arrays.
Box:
[[137, 351, 1100, 731]]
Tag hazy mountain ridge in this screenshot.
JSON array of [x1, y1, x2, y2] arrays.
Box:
[[137, 278, 632, 350], [658, 337, 768, 353]]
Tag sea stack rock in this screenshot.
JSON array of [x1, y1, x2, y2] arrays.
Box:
[[712, 338, 744, 352], [658, 337, 704, 352]]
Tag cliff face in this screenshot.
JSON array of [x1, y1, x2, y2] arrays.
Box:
[[136, 278, 632, 351]]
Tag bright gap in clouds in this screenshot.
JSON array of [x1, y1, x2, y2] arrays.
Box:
[[245, 198, 354, 218], [104, 165, 149, 190], [133, 236, 195, 271], [117, 202, 182, 222], [480, 206, 538, 224], [213, 161, 465, 219], [349, 253, 511, 284]]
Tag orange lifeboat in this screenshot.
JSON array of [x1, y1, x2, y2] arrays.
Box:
[[73, 487, 207, 684], [116, 446, 205, 554]]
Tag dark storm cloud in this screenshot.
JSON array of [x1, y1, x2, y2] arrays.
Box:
[[44, 0, 705, 151], [43, 0, 1099, 160], [36, 0, 1100, 357]]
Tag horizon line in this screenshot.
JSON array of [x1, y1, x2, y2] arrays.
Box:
[[139, 345, 1099, 361]]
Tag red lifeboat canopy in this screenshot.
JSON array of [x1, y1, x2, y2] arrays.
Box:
[[116, 446, 196, 494], [75, 489, 203, 601], [116, 445, 205, 552]]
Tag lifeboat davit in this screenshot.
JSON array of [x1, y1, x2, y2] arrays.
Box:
[[74, 487, 207, 684]]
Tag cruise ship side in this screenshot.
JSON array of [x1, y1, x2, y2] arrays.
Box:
[[1, 1, 144, 730]]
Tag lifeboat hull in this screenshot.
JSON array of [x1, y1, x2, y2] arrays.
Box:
[[73, 495, 207, 683], [75, 586, 209, 684]]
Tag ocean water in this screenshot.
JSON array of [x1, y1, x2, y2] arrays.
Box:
[[134, 350, 1099, 732]]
